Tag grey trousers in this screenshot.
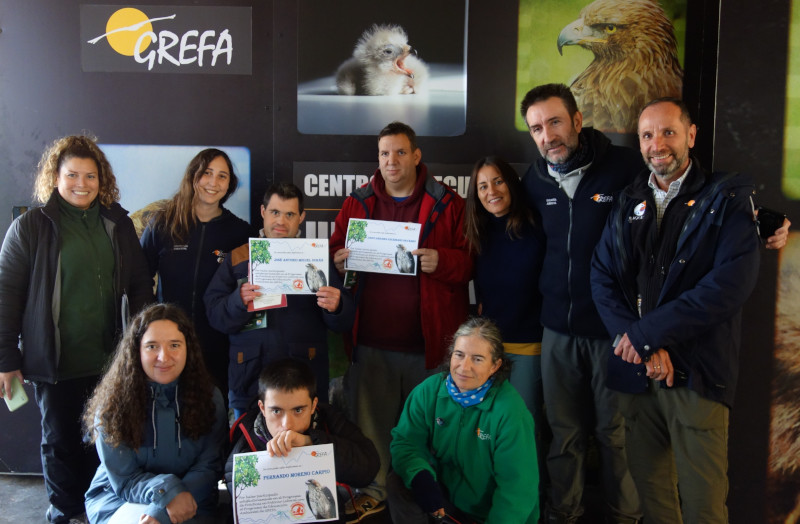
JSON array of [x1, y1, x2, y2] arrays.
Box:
[[541, 328, 641, 521], [618, 381, 729, 524], [344, 345, 433, 502]]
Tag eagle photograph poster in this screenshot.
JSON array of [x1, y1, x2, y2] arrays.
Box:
[[515, 0, 687, 135], [295, 0, 468, 136]]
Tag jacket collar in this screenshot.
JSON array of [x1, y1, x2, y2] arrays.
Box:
[[533, 127, 611, 183], [43, 188, 128, 223], [353, 162, 444, 202], [436, 372, 503, 411]]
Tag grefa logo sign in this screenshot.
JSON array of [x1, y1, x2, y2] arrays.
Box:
[[80, 5, 252, 74]]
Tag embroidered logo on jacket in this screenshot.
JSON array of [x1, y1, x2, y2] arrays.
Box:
[[476, 428, 492, 440], [591, 193, 613, 203], [545, 198, 558, 206], [629, 201, 647, 222]]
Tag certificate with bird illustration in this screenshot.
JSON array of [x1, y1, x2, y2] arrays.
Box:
[[249, 238, 330, 295], [232, 444, 338, 523], [343, 218, 421, 275]]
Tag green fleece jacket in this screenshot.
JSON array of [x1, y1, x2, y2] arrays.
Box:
[[391, 373, 539, 523]]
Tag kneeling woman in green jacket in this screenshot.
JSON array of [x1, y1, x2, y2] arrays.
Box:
[[389, 317, 540, 523]]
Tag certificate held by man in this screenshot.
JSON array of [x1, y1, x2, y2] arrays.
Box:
[[343, 218, 421, 275], [249, 238, 330, 295], [232, 444, 338, 523]]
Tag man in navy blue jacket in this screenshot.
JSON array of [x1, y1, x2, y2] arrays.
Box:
[[205, 183, 354, 415], [521, 83, 643, 524], [591, 98, 760, 523]]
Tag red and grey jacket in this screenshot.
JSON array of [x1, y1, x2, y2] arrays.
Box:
[[329, 163, 472, 369]]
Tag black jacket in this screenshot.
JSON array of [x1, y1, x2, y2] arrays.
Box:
[[140, 208, 254, 361], [523, 128, 645, 338], [0, 190, 153, 381]]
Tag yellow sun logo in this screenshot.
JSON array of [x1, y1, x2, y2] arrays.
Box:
[[105, 8, 153, 56], [88, 8, 175, 56]]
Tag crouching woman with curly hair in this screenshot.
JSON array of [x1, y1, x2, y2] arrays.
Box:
[[83, 303, 227, 524]]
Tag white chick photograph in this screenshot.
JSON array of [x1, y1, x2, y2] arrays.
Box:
[[297, 0, 467, 136]]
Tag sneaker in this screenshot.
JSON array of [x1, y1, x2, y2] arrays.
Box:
[[344, 494, 385, 523]]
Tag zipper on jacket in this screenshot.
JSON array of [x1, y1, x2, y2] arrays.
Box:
[[644, 196, 669, 314], [106, 214, 123, 336], [566, 198, 575, 332], [190, 223, 207, 323], [611, 196, 636, 313]]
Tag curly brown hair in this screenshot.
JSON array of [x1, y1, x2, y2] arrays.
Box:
[[83, 303, 217, 449], [153, 148, 239, 244], [33, 135, 120, 207]]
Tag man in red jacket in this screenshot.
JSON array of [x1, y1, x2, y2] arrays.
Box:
[[330, 121, 472, 521]]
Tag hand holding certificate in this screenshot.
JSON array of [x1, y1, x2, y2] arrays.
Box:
[[249, 238, 330, 295], [343, 218, 422, 275], [232, 444, 338, 523]]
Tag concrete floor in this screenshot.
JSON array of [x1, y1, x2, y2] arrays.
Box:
[[0, 472, 609, 523], [0, 474, 394, 524], [0, 474, 49, 523]]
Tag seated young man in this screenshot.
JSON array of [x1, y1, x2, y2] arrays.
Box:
[[225, 358, 380, 522]]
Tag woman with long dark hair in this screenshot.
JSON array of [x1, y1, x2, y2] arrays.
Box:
[[84, 303, 226, 524], [140, 149, 254, 394], [464, 156, 545, 426]]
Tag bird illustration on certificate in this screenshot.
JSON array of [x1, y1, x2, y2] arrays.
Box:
[[343, 218, 421, 275], [232, 444, 338, 523], [249, 238, 330, 295]]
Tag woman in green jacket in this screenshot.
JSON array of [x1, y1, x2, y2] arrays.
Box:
[[389, 317, 540, 523]]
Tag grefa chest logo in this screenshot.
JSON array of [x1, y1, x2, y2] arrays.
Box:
[[87, 7, 234, 71], [591, 193, 613, 203], [631, 201, 647, 219]]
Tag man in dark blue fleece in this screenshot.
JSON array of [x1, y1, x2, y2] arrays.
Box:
[[521, 83, 643, 524]]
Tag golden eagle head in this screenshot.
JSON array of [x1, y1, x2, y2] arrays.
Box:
[[558, 0, 678, 63], [556, 0, 683, 133]]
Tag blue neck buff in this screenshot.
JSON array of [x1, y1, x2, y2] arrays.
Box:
[[547, 131, 592, 174], [446, 374, 494, 408]]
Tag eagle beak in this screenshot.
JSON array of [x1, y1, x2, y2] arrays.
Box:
[[557, 18, 585, 55]]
